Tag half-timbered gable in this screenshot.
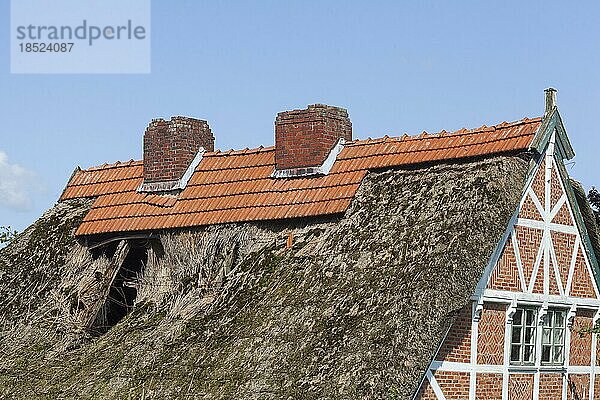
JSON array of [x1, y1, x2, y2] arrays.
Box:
[[416, 90, 600, 400], [5, 89, 598, 398]]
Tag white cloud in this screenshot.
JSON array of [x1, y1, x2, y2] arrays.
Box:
[[0, 150, 36, 211]]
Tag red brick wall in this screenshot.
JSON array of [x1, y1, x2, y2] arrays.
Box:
[[539, 373, 564, 400], [143, 116, 214, 184], [274, 104, 352, 171], [570, 248, 597, 299], [477, 303, 506, 365], [567, 374, 589, 400], [435, 371, 470, 400], [570, 311, 594, 366], [552, 203, 574, 225], [476, 373, 502, 399], [436, 305, 472, 363], [552, 231, 577, 291], [509, 373, 534, 400], [520, 194, 544, 221], [548, 157, 573, 225], [514, 225, 544, 287], [488, 239, 521, 292], [415, 378, 437, 400], [532, 259, 545, 295], [549, 265, 561, 296], [550, 165, 564, 210], [531, 158, 546, 206]]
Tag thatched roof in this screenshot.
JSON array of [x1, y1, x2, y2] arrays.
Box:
[[0, 154, 528, 399], [571, 179, 600, 265]]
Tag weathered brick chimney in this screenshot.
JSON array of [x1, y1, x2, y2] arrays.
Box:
[[274, 104, 352, 176], [140, 116, 214, 192]]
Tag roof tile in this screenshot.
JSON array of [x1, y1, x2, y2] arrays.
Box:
[[60, 117, 542, 235]]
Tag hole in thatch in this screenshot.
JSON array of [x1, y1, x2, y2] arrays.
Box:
[[90, 240, 119, 260], [90, 240, 149, 335]]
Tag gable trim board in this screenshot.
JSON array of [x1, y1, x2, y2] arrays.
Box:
[[415, 112, 600, 400]]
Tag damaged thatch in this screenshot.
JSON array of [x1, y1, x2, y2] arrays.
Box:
[[0, 155, 528, 399], [0, 198, 93, 331]]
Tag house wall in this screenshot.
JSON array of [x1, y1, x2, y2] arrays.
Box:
[[415, 131, 600, 400]]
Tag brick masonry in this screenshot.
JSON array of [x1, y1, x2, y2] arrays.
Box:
[[567, 374, 590, 400], [488, 239, 521, 292], [520, 194, 544, 221], [143, 116, 214, 184], [509, 373, 534, 400], [476, 373, 503, 399], [434, 371, 470, 400], [570, 311, 594, 366], [539, 373, 564, 400], [435, 305, 472, 363], [553, 203, 574, 225], [477, 303, 506, 365], [571, 248, 597, 299], [415, 379, 437, 400], [550, 165, 564, 210], [274, 104, 352, 171], [552, 231, 577, 291], [514, 225, 544, 287], [531, 158, 546, 206]]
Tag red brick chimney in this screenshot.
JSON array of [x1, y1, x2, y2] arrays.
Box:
[[141, 116, 214, 192], [274, 104, 352, 176]]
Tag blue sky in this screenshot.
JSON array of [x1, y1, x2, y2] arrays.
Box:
[[1, 1, 599, 231]]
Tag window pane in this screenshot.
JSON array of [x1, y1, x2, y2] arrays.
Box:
[[541, 345, 551, 362], [513, 309, 523, 325], [554, 329, 564, 345], [512, 327, 522, 344], [524, 345, 535, 362], [542, 312, 551, 327], [526, 310, 536, 326], [542, 328, 551, 345], [511, 345, 521, 362], [525, 328, 535, 344], [555, 311, 565, 327], [553, 346, 563, 363]]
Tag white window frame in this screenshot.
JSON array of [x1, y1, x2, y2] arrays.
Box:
[[540, 308, 567, 366], [510, 307, 538, 365]]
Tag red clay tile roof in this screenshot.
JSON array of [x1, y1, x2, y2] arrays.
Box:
[[60, 117, 542, 236]]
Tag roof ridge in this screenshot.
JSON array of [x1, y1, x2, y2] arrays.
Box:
[[77, 116, 542, 172], [205, 145, 275, 157], [84, 159, 142, 172], [346, 116, 542, 147]]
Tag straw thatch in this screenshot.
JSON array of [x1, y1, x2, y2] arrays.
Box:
[[0, 155, 528, 399], [571, 179, 600, 265]]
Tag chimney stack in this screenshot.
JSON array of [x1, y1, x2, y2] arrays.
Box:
[[545, 87, 557, 115], [141, 116, 214, 192], [274, 104, 352, 175]]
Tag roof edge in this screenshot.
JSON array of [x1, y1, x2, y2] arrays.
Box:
[[530, 108, 575, 160]]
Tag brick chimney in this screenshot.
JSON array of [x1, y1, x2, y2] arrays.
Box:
[[274, 104, 352, 176], [141, 116, 214, 192]]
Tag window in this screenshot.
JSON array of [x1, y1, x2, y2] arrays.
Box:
[[510, 308, 537, 365], [541, 309, 566, 365]]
